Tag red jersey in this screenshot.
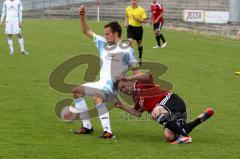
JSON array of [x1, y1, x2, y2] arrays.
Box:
[[150, 3, 164, 23], [133, 75, 169, 113]]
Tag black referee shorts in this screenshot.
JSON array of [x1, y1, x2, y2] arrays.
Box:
[[127, 25, 143, 42]]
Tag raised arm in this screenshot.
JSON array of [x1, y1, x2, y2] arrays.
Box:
[[79, 5, 93, 39]]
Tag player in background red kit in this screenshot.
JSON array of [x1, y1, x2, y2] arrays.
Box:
[[150, 0, 167, 48], [115, 73, 214, 144]]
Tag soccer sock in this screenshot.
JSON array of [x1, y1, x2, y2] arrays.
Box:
[[7, 38, 14, 52], [165, 120, 187, 137], [156, 35, 161, 46], [96, 103, 112, 133], [18, 38, 25, 52], [74, 98, 92, 129], [157, 113, 187, 137], [160, 33, 166, 43], [183, 118, 202, 134], [138, 46, 143, 59]]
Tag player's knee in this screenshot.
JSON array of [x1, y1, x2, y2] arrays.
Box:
[[151, 106, 168, 120], [93, 97, 104, 105], [17, 34, 22, 38], [151, 111, 160, 120], [164, 131, 175, 142], [137, 41, 142, 47], [155, 112, 170, 125], [164, 128, 176, 142]]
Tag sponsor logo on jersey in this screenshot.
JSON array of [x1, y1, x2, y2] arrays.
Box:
[[139, 97, 144, 107], [105, 52, 121, 62]]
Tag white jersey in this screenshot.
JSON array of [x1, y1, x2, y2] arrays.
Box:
[[1, 0, 23, 22], [92, 33, 139, 92]]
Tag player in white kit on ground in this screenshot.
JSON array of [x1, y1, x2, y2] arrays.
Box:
[[0, 0, 28, 55]]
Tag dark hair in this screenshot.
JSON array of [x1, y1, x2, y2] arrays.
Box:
[[114, 80, 121, 89], [104, 21, 122, 38]]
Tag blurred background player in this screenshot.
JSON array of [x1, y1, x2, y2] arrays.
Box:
[[235, 71, 240, 75], [115, 73, 214, 144], [70, 6, 140, 138], [234, 29, 239, 75], [237, 29, 240, 39], [0, 0, 28, 55], [125, 0, 147, 65], [150, 0, 167, 49]]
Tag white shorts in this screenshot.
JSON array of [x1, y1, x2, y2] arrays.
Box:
[[5, 18, 21, 35], [82, 80, 116, 102]]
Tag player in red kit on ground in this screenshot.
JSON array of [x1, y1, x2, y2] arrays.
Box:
[[115, 73, 214, 144], [150, 0, 167, 48]]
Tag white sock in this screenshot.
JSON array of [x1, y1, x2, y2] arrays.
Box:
[[18, 38, 25, 52], [8, 38, 14, 52], [97, 103, 112, 133], [74, 98, 92, 129]]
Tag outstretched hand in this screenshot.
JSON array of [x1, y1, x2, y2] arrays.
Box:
[[79, 5, 86, 16]]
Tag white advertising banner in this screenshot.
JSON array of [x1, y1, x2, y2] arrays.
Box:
[[205, 11, 229, 24], [183, 10, 205, 22]]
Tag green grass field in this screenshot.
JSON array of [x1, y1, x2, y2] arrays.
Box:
[[0, 19, 240, 159]]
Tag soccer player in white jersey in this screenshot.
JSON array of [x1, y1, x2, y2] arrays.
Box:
[[0, 0, 28, 55], [69, 5, 141, 138]]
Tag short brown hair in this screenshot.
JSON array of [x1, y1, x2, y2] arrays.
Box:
[[104, 21, 122, 38]]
